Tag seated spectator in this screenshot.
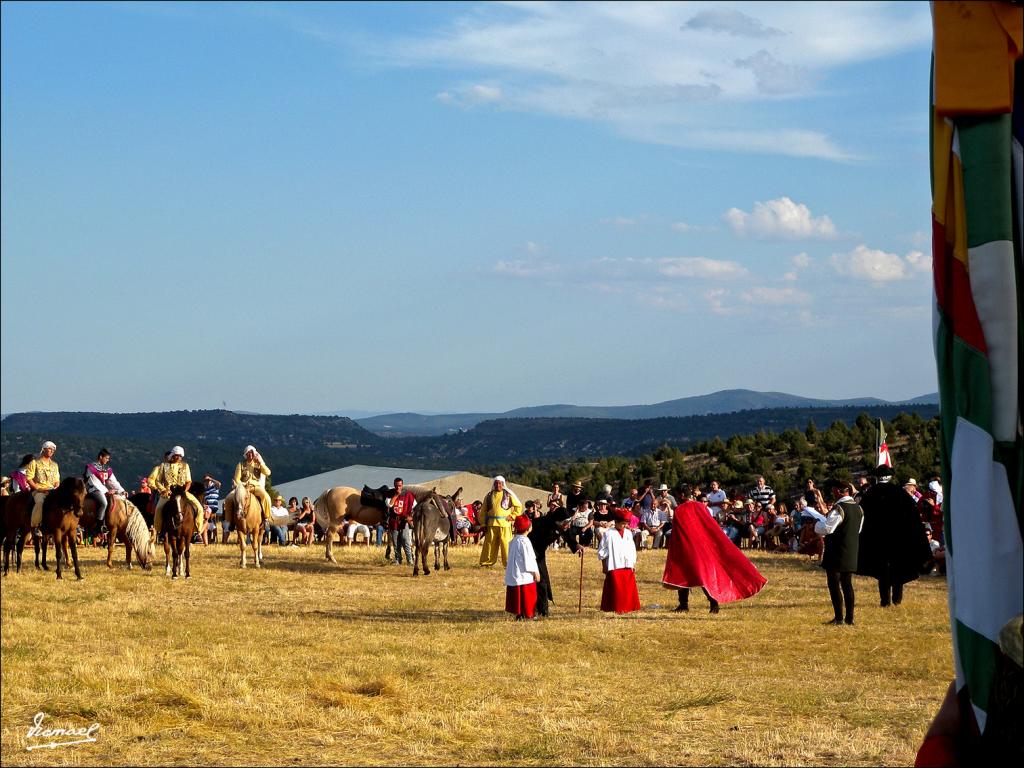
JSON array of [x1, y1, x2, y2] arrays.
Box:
[[592, 499, 615, 547], [659, 500, 673, 547], [640, 502, 665, 550], [268, 496, 292, 546], [295, 496, 315, 545], [0, 477, 10, 496], [721, 500, 745, 547], [924, 528, 946, 575], [566, 501, 594, 549], [763, 503, 793, 552]]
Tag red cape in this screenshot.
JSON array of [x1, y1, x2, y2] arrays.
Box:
[[661, 501, 766, 603]]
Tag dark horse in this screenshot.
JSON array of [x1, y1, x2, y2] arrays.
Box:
[[161, 485, 196, 579], [2, 491, 34, 575], [412, 487, 461, 576], [37, 477, 87, 580]]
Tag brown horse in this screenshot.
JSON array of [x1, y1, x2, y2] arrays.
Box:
[[313, 486, 388, 565], [38, 478, 87, 580], [2, 491, 34, 575], [161, 486, 196, 579], [80, 495, 153, 570], [412, 488, 460, 576], [222, 484, 263, 569]]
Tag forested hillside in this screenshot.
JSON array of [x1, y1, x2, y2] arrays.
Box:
[[493, 412, 940, 504]]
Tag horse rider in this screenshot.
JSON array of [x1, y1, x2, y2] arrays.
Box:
[[478, 475, 523, 567], [148, 446, 203, 538], [26, 440, 61, 530], [84, 447, 126, 531], [232, 445, 272, 526]]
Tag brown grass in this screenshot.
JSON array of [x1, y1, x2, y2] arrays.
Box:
[[1, 539, 951, 766]]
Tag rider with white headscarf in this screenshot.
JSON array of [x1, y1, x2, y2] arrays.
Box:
[[478, 475, 523, 567], [27, 440, 61, 528], [232, 445, 272, 525]]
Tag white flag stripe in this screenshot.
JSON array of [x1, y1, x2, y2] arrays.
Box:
[[966, 240, 1020, 443], [948, 417, 1024, 647]]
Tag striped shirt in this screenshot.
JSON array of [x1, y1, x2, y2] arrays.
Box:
[[203, 483, 220, 515], [749, 484, 775, 508]]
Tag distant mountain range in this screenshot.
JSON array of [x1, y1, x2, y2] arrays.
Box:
[[354, 389, 940, 436]]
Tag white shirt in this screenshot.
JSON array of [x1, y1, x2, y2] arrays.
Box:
[[598, 527, 637, 571], [813, 496, 864, 536], [504, 535, 539, 587], [706, 489, 727, 515], [270, 504, 290, 523]]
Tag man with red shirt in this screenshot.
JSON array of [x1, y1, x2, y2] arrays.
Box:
[[386, 477, 416, 566]]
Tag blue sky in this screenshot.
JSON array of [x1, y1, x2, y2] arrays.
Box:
[[1, 1, 937, 415]]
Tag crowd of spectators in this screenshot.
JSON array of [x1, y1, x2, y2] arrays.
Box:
[[0, 467, 946, 574]]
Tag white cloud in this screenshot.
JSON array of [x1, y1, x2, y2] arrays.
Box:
[[831, 244, 931, 282], [375, 2, 929, 161], [740, 286, 811, 305], [681, 8, 782, 38], [670, 221, 693, 233], [792, 251, 812, 268], [734, 49, 814, 95], [658, 256, 749, 280], [601, 216, 638, 228], [493, 260, 558, 278], [525, 241, 541, 254], [782, 271, 798, 282], [434, 83, 502, 108], [725, 197, 837, 240]]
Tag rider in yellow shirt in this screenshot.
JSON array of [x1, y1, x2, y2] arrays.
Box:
[[149, 446, 203, 538], [232, 446, 272, 525], [27, 440, 61, 528]]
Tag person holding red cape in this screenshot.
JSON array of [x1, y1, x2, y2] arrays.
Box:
[[662, 484, 767, 613]]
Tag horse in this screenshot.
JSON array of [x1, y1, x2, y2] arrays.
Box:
[[2, 491, 34, 575], [411, 487, 461, 576], [80, 495, 153, 570], [161, 485, 196, 579], [313, 486, 389, 565], [222, 484, 263, 569], [37, 477, 87, 580]]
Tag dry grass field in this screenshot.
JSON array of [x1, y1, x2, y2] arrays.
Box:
[[1, 538, 951, 766]]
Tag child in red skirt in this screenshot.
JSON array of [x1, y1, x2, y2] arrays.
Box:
[[505, 515, 541, 620], [599, 508, 642, 614]]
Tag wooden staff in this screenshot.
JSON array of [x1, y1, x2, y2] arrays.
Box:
[[578, 548, 584, 613]]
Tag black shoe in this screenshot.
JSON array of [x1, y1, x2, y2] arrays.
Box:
[[880, 601, 891, 608], [824, 618, 844, 625], [844, 618, 855, 625], [709, 603, 720, 615], [673, 605, 689, 613]]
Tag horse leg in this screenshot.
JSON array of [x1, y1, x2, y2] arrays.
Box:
[[326, 526, 338, 564], [171, 538, 179, 579], [239, 526, 246, 569], [185, 539, 191, 579], [164, 534, 172, 577], [253, 525, 262, 569], [2, 534, 10, 576], [443, 541, 451, 571], [16, 530, 27, 573], [69, 534, 82, 580], [54, 530, 63, 580], [125, 530, 133, 570], [434, 541, 440, 572], [107, 526, 116, 568]]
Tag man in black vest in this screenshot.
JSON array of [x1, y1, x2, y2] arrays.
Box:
[[813, 480, 864, 625], [527, 506, 582, 617]]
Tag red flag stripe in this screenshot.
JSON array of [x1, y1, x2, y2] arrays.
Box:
[[932, 216, 988, 353]]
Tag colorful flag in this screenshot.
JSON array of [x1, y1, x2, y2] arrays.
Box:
[[876, 418, 892, 468], [931, 1, 1023, 734]]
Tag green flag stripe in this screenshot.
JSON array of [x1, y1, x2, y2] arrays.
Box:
[[955, 619, 1000, 719], [958, 116, 1013, 247]]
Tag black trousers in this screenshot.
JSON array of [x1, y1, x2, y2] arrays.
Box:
[[536, 554, 554, 616], [826, 570, 855, 623], [878, 563, 904, 606], [677, 587, 718, 610]]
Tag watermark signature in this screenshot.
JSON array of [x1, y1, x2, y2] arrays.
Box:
[[25, 712, 100, 751]]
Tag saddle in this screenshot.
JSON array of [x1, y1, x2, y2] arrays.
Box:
[[360, 485, 392, 512]]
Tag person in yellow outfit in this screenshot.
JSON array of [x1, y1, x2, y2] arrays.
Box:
[[232, 445, 272, 525], [478, 475, 522, 567], [148, 446, 203, 538], [27, 440, 61, 528]]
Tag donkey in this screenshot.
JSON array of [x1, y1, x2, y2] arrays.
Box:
[[411, 487, 461, 576], [161, 485, 196, 579]]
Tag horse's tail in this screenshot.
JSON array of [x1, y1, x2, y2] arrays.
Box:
[[123, 500, 152, 565], [313, 491, 330, 531]]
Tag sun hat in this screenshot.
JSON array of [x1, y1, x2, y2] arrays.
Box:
[[657, 484, 669, 491], [170, 446, 185, 457], [905, 478, 918, 486]]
